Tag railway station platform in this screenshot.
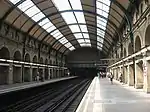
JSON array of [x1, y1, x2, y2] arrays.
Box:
[[76, 77, 150, 112], [0, 76, 77, 94]]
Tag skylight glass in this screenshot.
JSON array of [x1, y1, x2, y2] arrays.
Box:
[[96, 0, 110, 50], [85, 39, 91, 43], [70, 0, 83, 10], [69, 46, 75, 51], [52, 0, 91, 46], [78, 39, 85, 43], [69, 25, 80, 33], [97, 46, 102, 50], [83, 33, 90, 39], [42, 22, 52, 29], [9, 0, 20, 4], [80, 25, 88, 32], [74, 33, 83, 39], [18, 0, 33, 11], [9, 0, 75, 51], [74, 12, 86, 23], [80, 43, 91, 47], [32, 12, 45, 22], [59, 37, 68, 44], [61, 12, 76, 24], [65, 43, 75, 51]]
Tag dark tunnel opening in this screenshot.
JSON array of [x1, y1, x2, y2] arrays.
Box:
[[69, 68, 98, 78]]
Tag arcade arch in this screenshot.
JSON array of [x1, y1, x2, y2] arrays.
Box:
[[0, 47, 10, 84], [13, 51, 22, 83], [24, 53, 31, 82]]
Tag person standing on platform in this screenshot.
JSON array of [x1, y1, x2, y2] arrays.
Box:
[[110, 72, 114, 84], [119, 72, 123, 83]]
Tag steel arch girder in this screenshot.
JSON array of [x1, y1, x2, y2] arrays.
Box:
[[1, 0, 131, 29], [42, 24, 118, 52], [57, 38, 109, 52], [41, 22, 119, 43], [26, 9, 119, 35], [58, 42, 108, 65], [35, 16, 118, 40], [51, 31, 112, 49], [10, 1, 122, 39], [0, 0, 132, 42], [61, 42, 107, 55]]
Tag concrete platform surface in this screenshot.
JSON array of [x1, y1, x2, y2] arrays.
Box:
[[0, 76, 77, 94], [76, 77, 150, 112]]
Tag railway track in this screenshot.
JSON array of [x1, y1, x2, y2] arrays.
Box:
[[0, 78, 92, 112]]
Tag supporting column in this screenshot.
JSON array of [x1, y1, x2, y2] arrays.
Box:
[[21, 66, 23, 82], [143, 59, 150, 93], [48, 68, 50, 80], [114, 68, 117, 80], [32, 67, 38, 81], [8, 62, 13, 84], [135, 61, 144, 89], [60, 69, 62, 77], [56, 69, 59, 78], [29, 67, 32, 82], [51, 68, 53, 78], [117, 67, 120, 80], [57, 69, 60, 78], [128, 64, 134, 86], [124, 66, 128, 84], [43, 68, 45, 80], [62, 69, 63, 77], [112, 68, 115, 79], [53, 69, 56, 78]]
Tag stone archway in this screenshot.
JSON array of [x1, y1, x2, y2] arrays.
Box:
[[13, 51, 22, 83], [24, 53, 31, 82], [134, 36, 143, 88], [25, 53, 30, 62], [39, 57, 43, 64], [32, 55, 38, 81], [0, 47, 10, 59], [33, 55, 37, 63], [14, 51, 21, 61], [143, 25, 150, 92], [135, 36, 141, 52], [0, 47, 10, 84], [145, 25, 150, 46]]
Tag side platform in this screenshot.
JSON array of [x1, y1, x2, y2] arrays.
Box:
[[0, 76, 77, 94]]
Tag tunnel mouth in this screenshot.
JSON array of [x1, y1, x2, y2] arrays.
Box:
[[69, 67, 98, 78], [0, 66, 9, 85]]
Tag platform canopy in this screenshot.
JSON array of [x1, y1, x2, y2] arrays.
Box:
[[0, 0, 131, 55]]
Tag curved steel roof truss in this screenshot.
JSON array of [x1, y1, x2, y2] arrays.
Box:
[[1, 0, 132, 55]]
